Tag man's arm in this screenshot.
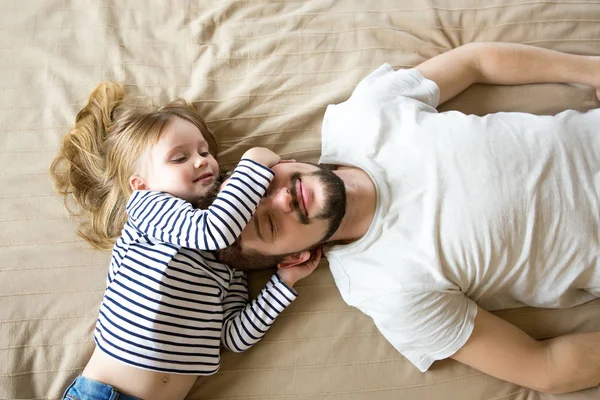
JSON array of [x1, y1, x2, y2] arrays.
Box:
[[416, 42, 600, 105], [451, 306, 600, 394]]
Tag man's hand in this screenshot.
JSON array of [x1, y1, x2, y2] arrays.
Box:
[[276, 247, 322, 288]]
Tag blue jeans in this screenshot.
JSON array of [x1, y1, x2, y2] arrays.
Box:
[[63, 376, 141, 400]]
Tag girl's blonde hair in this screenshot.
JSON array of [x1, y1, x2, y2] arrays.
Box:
[[49, 82, 217, 250]]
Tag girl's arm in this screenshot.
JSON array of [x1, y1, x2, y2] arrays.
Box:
[[126, 159, 274, 250], [220, 271, 297, 353], [221, 248, 322, 352]]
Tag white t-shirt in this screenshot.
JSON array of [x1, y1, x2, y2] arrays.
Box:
[[320, 65, 600, 372]]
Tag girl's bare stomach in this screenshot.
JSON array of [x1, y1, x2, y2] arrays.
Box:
[[82, 347, 198, 400]]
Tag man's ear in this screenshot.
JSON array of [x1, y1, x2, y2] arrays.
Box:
[[129, 175, 149, 191], [277, 251, 311, 269]]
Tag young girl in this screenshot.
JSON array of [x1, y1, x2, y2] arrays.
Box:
[[50, 82, 321, 400]]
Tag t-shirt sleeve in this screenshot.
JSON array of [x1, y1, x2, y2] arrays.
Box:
[[349, 64, 440, 109], [126, 159, 274, 250], [359, 289, 477, 372], [320, 64, 440, 165]]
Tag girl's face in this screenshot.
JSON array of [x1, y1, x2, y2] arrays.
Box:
[[131, 116, 220, 205]]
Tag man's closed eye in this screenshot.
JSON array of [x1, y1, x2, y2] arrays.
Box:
[[268, 213, 277, 239]]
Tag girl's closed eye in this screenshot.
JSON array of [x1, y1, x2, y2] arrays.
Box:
[[199, 151, 210, 157], [172, 155, 187, 163]]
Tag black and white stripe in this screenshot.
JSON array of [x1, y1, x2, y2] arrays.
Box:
[[95, 160, 297, 375], [127, 159, 273, 250]]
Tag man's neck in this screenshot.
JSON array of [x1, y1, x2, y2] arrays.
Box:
[[328, 166, 377, 244]]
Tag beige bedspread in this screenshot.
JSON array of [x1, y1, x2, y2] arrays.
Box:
[[2, 1, 600, 399]]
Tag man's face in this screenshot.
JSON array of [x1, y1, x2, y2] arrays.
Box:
[[239, 162, 346, 256]]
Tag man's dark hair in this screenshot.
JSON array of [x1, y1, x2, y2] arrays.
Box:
[[216, 239, 293, 270], [194, 172, 229, 210]]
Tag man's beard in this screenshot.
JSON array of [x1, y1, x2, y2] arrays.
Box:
[[290, 165, 346, 243]]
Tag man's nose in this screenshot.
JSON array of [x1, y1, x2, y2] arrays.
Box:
[[268, 187, 293, 213]]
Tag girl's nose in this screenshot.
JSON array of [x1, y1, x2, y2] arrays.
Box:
[[194, 155, 206, 169]]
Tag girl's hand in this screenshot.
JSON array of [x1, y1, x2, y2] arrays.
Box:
[[242, 147, 281, 168], [276, 247, 322, 288]]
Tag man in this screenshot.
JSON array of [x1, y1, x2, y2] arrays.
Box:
[[218, 42, 600, 394]]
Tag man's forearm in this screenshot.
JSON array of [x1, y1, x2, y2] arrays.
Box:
[[542, 331, 600, 394], [475, 42, 600, 88], [451, 307, 600, 394], [417, 42, 600, 105]]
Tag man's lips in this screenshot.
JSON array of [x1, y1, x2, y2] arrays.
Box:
[[297, 179, 309, 217]]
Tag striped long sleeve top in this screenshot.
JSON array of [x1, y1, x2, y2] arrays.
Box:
[[93, 159, 298, 375]]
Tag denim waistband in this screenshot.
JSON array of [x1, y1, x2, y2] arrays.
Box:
[[63, 375, 141, 400]]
